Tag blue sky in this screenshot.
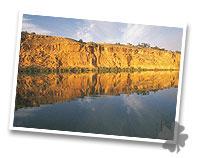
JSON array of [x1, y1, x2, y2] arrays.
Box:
[[22, 14, 183, 51]]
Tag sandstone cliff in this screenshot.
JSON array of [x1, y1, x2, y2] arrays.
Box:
[[19, 32, 181, 71]]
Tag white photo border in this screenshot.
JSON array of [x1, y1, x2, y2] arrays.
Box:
[[9, 11, 187, 144]]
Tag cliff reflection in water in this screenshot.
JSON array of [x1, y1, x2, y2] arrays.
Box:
[[15, 71, 179, 109]]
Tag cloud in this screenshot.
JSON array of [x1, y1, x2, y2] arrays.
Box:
[[121, 24, 183, 50], [122, 24, 155, 44], [22, 14, 183, 50], [22, 17, 52, 35], [73, 20, 125, 43], [74, 22, 95, 41]]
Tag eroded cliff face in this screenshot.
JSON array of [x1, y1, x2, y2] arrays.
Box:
[[16, 71, 179, 108], [19, 33, 181, 70]]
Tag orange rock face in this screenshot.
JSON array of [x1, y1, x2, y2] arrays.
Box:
[[19, 33, 181, 70]]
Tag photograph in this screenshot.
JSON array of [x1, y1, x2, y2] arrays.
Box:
[[10, 13, 185, 142]]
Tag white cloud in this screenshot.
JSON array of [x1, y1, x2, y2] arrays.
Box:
[[74, 22, 158, 45], [75, 22, 95, 41], [22, 18, 52, 35], [122, 24, 154, 44], [121, 24, 183, 50], [22, 14, 182, 50], [74, 21, 123, 43]]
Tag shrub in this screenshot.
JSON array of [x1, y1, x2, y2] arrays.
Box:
[[21, 31, 29, 42], [78, 39, 84, 43], [127, 43, 133, 46], [137, 43, 150, 48], [88, 42, 98, 47]]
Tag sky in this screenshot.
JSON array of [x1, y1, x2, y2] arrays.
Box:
[[22, 14, 183, 51]]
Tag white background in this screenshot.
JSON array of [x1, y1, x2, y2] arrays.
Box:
[[0, 0, 200, 157]]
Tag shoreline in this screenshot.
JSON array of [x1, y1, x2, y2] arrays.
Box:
[[18, 67, 179, 75]]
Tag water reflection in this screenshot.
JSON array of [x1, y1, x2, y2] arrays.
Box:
[[15, 71, 179, 109], [14, 71, 179, 140]]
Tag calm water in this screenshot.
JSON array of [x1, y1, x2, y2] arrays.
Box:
[[14, 71, 179, 140]]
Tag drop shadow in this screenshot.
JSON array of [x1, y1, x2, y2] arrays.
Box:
[[9, 129, 163, 149], [161, 25, 190, 153]]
